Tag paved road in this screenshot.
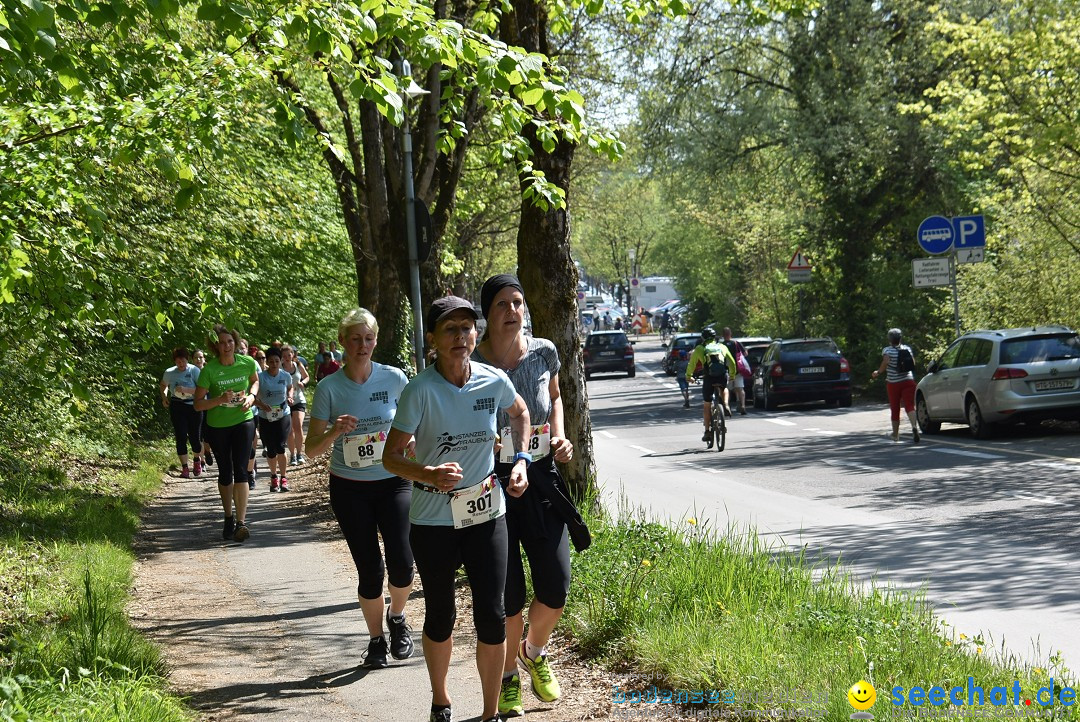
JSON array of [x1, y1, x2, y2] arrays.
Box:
[[589, 335, 1080, 669]]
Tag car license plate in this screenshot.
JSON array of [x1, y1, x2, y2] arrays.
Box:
[[600, 351, 616, 357], [1034, 379, 1073, 391], [799, 366, 825, 374]]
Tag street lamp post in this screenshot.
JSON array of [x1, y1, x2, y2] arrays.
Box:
[[399, 60, 430, 370]]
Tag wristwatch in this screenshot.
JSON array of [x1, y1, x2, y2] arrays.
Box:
[[513, 452, 533, 467]]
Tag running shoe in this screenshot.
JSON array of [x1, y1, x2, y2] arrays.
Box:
[[386, 609, 414, 660], [180, 466, 190, 479], [429, 706, 452, 722], [279, 477, 290, 492], [269, 475, 279, 492], [222, 516, 235, 540], [233, 521, 250, 542], [362, 636, 389, 669], [913, 427, 921, 444], [248, 471, 256, 490], [498, 673, 524, 718], [290, 453, 298, 466], [193, 460, 202, 477], [204, 452, 214, 466], [296, 453, 306, 465], [518, 641, 560, 702]]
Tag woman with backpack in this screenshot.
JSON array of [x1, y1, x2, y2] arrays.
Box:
[[872, 327, 920, 443]]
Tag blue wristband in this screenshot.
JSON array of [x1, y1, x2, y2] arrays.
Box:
[[513, 452, 533, 466]]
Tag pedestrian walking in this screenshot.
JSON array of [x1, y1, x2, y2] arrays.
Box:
[[872, 327, 920, 443]]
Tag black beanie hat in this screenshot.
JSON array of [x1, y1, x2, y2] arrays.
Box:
[[480, 274, 524, 319]]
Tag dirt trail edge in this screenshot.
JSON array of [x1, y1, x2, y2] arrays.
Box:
[[129, 459, 622, 721]]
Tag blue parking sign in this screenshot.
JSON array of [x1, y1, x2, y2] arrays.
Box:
[[953, 215, 985, 248], [917, 216, 954, 255]]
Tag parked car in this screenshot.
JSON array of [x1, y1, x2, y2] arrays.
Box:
[[732, 336, 773, 375], [752, 338, 852, 410], [915, 325, 1080, 439], [583, 330, 636, 380], [663, 333, 703, 376]]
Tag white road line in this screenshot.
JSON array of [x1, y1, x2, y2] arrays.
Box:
[[1006, 491, 1065, 506], [628, 444, 656, 455], [705, 468, 722, 474], [824, 459, 884, 473], [930, 448, 1006, 460], [814, 429, 846, 436], [598, 430, 616, 439], [765, 418, 798, 427]]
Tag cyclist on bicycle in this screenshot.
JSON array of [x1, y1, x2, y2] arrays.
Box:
[[685, 328, 736, 448]]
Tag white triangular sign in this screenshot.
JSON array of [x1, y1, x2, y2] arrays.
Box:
[[787, 249, 811, 270]]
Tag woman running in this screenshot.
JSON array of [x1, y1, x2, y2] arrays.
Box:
[[282, 344, 310, 466], [254, 347, 293, 492], [160, 347, 203, 479], [383, 296, 532, 722], [306, 308, 415, 669], [193, 349, 214, 468], [194, 324, 260, 542], [473, 275, 587, 719]]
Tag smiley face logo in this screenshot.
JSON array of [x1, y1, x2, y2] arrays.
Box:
[[847, 680, 877, 711]]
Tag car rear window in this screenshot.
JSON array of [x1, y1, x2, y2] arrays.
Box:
[[674, 337, 700, 350], [782, 341, 837, 354], [587, 333, 628, 348], [999, 334, 1080, 364]]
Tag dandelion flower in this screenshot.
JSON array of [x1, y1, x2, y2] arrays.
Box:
[[960, 633, 968, 640], [641, 559, 651, 567], [977, 647, 983, 654], [687, 517, 698, 525]]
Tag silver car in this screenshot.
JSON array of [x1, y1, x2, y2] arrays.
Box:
[[916, 325, 1080, 439]]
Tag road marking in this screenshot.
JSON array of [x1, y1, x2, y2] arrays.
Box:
[[824, 459, 884, 473], [628, 444, 656, 455], [1031, 461, 1080, 472], [814, 429, 846, 436], [765, 418, 798, 427], [1006, 491, 1064, 506], [705, 468, 722, 474], [930, 448, 1006, 460], [598, 430, 616, 439]]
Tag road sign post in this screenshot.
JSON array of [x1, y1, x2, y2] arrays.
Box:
[[915, 214, 985, 338]]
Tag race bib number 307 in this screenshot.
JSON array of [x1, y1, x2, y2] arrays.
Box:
[[343, 431, 387, 468], [450, 476, 504, 529], [499, 423, 550, 463]]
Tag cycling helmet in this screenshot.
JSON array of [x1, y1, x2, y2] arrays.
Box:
[[701, 327, 716, 341]]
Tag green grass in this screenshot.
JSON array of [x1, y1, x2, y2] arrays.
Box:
[[563, 503, 1079, 720], [0, 446, 193, 722]]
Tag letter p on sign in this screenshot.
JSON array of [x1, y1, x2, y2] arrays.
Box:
[[953, 215, 985, 249]]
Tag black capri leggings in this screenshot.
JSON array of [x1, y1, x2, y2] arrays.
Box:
[[410, 515, 508, 645], [257, 415, 292, 457], [169, 401, 202, 457], [329, 474, 414, 600], [204, 419, 256, 487], [498, 456, 572, 616]]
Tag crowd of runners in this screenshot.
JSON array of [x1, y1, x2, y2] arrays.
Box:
[[158, 276, 590, 722]]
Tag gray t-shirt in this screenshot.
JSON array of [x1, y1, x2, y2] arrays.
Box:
[[283, 360, 306, 405], [256, 369, 292, 420], [392, 361, 517, 526], [472, 337, 561, 430], [310, 362, 408, 481]]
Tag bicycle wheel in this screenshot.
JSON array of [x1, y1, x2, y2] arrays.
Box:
[[715, 414, 726, 452]]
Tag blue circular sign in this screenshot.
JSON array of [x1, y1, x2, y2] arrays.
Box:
[[917, 216, 954, 255]]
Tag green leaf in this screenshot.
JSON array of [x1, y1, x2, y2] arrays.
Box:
[[519, 87, 544, 106], [175, 186, 195, 211]]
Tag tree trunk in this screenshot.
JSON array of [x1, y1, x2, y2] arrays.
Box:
[[516, 129, 595, 501]]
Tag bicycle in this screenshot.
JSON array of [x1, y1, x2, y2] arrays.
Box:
[[709, 390, 727, 452]]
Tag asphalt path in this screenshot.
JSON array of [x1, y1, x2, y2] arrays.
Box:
[[589, 335, 1080, 670]]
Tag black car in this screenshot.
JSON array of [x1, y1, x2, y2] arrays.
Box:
[[732, 336, 773, 376], [752, 338, 852, 410], [583, 330, 636, 380], [662, 333, 702, 376]]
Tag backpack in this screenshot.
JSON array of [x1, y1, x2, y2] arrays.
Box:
[[896, 346, 915, 374], [707, 348, 728, 377]]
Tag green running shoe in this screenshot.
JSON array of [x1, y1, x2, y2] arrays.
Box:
[[498, 673, 524, 717], [517, 641, 560, 702]]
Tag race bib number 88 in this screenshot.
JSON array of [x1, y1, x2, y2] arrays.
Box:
[[498, 423, 550, 463], [343, 431, 387, 468]]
